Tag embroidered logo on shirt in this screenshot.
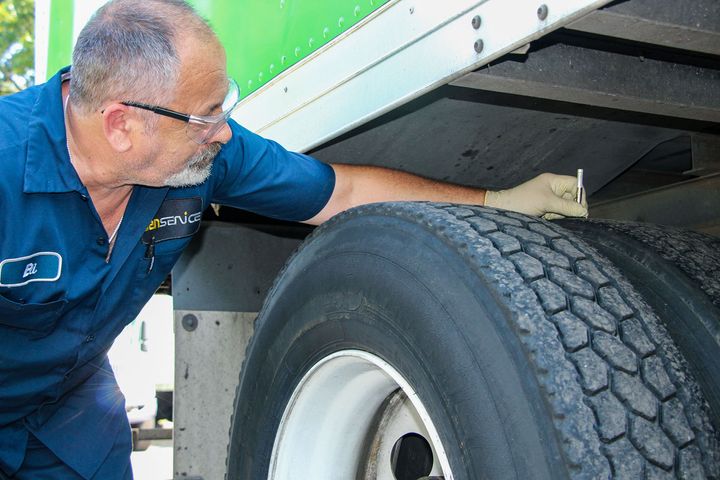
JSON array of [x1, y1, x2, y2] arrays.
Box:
[[142, 197, 203, 244], [0, 252, 63, 287]]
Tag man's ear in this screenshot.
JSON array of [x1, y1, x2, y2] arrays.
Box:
[[101, 103, 134, 152]]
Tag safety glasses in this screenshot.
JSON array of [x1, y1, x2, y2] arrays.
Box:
[[121, 78, 240, 145]]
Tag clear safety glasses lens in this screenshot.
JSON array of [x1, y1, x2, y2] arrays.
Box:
[[186, 79, 241, 144]]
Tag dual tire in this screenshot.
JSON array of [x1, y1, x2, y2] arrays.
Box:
[[559, 219, 720, 429], [227, 203, 719, 479]]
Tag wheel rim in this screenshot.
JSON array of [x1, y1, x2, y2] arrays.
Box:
[[269, 349, 453, 480]]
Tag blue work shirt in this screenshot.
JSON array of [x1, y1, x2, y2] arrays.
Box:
[[0, 67, 335, 478]]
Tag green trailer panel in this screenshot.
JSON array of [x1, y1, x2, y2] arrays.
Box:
[[44, 0, 390, 97], [193, 0, 390, 96], [46, 0, 74, 77]]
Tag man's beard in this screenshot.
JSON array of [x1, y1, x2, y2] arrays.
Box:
[[164, 142, 222, 187]]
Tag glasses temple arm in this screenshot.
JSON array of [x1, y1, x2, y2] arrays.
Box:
[[121, 101, 191, 123]]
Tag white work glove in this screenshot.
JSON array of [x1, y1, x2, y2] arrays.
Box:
[[484, 173, 588, 220]]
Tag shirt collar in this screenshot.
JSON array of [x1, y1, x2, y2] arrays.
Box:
[[23, 66, 86, 194]]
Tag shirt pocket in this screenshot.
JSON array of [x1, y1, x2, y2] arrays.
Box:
[[136, 235, 194, 278], [153, 236, 195, 256], [0, 293, 67, 337]]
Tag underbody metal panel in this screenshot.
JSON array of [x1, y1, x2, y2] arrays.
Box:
[[232, 0, 612, 152]]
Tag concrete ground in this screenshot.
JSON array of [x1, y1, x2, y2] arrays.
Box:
[[131, 440, 173, 480]]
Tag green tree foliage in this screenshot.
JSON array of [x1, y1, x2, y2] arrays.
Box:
[[1, 0, 34, 95]]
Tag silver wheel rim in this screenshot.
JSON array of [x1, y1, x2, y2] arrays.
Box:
[[269, 349, 453, 480]]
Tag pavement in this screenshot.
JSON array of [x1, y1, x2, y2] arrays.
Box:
[[131, 440, 173, 480]]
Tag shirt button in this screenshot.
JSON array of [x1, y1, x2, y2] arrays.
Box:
[[84, 334, 95, 343], [96, 237, 106, 246], [80, 195, 88, 202]]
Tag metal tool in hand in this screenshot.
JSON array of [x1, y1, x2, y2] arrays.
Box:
[[576, 169, 585, 205]]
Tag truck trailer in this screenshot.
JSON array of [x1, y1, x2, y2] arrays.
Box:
[[38, 0, 720, 478]]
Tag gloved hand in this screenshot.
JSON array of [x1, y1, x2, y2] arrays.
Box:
[[484, 173, 588, 220]]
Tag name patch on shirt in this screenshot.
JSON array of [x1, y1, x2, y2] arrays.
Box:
[[0, 252, 62, 287], [142, 197, 203, 244]]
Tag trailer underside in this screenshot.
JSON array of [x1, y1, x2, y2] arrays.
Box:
[[172, 1, 720, 478]]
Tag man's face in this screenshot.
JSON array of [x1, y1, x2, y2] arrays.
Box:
[[134, 36, 232, 187]]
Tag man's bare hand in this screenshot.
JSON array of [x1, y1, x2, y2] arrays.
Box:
[[484, 173, 589, 220]]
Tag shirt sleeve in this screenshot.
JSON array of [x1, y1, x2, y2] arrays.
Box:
[[209, 120, 336, 222]]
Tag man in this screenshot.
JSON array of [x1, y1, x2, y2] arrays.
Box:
[[0, 0, 587, 478]]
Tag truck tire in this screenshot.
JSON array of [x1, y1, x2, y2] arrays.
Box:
[[227, 203, 719, 479], [558, 219, 720, 428], [558, 219, 720, 310]]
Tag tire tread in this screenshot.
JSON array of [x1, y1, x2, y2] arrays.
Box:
[[417, 204, 719, 478]]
